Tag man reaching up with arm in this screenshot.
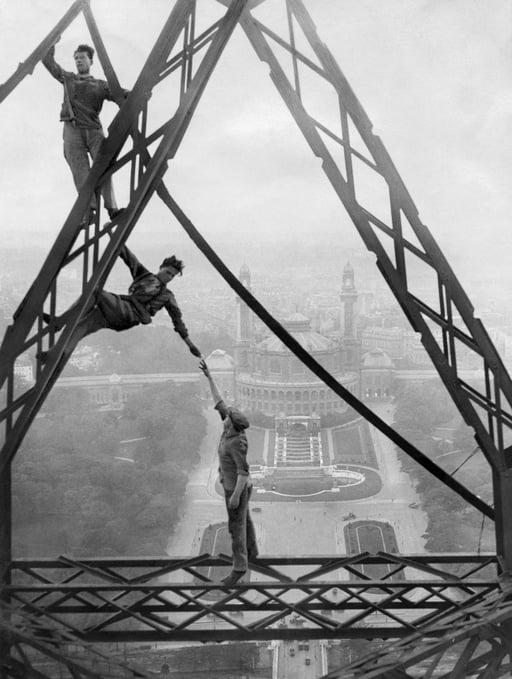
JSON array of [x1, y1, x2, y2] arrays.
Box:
[[200, 359, 258, 587], [42, 39, 129, 225]]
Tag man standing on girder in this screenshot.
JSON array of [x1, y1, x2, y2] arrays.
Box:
[[200, 359, 258, 587], [39, 244, 202, 363], [42, 40, 127, 225]]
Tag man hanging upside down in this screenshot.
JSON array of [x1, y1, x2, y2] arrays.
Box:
[[39, 244, 201, 363]]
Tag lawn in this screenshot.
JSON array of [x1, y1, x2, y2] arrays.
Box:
[[332, 421, 378, 468], [344, 520, 402, 581]]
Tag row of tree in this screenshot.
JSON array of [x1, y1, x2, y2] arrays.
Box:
[[13, 380, 206, 557], [63, 325, 234, 376], [393, 382, 495, 555]]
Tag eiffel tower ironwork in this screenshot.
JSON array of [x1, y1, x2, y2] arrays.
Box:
[[1, 1, 511, 677]]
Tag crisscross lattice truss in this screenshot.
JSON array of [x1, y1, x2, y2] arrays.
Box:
[[3, 554, 502, 642], [0, 598, 152, 678], [322, 585, 512, 679], [1, 0, 512, 676]]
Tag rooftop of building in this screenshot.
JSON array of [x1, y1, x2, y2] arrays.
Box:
[[362, 326, 403, 337], [362, 347, 394, 369], [206, 349, 235, 370], [257, 314, 336, 353]]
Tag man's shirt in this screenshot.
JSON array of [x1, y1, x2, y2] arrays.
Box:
[[43, 51, 120, 129], [118, 245, 189, 338], [215, 400, 250, 492]]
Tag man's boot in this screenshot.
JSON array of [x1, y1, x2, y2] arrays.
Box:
[[221, 570, 246, 587], [42, 312, 65, 331]]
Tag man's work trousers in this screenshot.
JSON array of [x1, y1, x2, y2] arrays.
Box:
[[47, 291, 139, 363], [224, 486, 258, 572], [63, 122, 118, 212]]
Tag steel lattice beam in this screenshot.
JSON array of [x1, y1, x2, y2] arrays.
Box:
[[320, 584, 512, 678], [229, 0, 512, 558], [0, 599, 152, 678], [0, 0, 249, 474], [2, 553, 501, 643], [240, 0, 512, 471], [0, 0, 89, 104], [0, 3, 247, 666], [162, 175, 494, 521]]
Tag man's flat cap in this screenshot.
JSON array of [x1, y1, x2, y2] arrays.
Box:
[[228, 408, 250, 431]]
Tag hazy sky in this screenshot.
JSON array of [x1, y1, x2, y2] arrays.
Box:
[[1, 0, 511, 298]]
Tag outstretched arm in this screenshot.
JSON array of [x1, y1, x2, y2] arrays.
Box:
[[165, 293, 201, 357], [42, 43, 68, 83], [200, 360, 222, 403]]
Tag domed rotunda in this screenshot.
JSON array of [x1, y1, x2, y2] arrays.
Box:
[[235, 312, 358, 417]]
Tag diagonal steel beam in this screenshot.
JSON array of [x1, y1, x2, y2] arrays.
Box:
[[285, 0, 512, 465], [0, 0, 249, 475], [239, 6, 503, 469], [320, 590, 512, 678], [0, 0, 195, 387], [1, 604, 152, 678], [157, 191, 494, 519], [230, 0, 512, 567], [0, 0, 89, 104]]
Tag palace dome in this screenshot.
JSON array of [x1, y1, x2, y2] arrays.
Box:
[[257, 313, 334, 354], [362, 347, 393, 369], [206, 349, 235, 370]]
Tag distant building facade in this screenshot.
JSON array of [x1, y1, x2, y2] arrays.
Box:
[[361, 326, 404, 361], [360, 348, 394, 398], [235, 312, 358, 416], [51, 262, 486, 411]]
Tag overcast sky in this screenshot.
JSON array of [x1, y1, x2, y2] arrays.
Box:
[[1, 0, 511, 299]]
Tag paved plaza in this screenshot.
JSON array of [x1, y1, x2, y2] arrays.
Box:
[[166, 403, 427, 562]]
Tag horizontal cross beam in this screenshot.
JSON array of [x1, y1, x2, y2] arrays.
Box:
[[5, 553, 500, 642]]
